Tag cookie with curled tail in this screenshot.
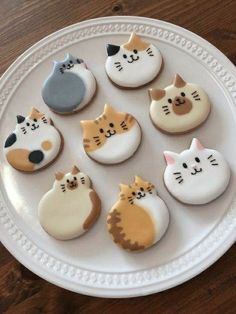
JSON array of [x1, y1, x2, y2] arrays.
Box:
[[38, 166, 101, 240], [105, 32, 162, 88], [4, 108, 63, 172], [149, 74, 211, 134], [107, 176, 169, 251]]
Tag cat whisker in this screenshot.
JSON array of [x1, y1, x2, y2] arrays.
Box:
[[114, 62, 121, 64], [148, 54, 154, 56], [116, 65, 122, 69], [162, 105, 169, 109], [191, 91, 198, 95], [163, 109, 170, 112], [178, 179, 184, 184], [210, 159, 216, 162], [165, 111, 170, 115], [93, 136, 99, 139], [175, 176, 182, 180], [146, 48, 151, 52], [118, 67, 123, 71], [207, 155, 213, 159], [173, 172, 181, 175], [194, 98, 201, 101], [211, 163, 219, 166]]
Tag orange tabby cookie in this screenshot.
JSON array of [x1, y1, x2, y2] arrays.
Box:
[[4, 108, 63, 172], [80, 104, 142, 164], [107, 176, 169, 251], [38, 166, 101, 240]]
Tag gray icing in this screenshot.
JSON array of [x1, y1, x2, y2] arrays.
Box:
[[42, 54, 86, 113]]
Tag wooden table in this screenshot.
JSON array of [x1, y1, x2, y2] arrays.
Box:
[[0, 0, 235, 312]]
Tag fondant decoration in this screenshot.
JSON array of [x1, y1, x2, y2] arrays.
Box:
[[42, 53, 96, 114], [149, 74, 211, 134], [4, 108, 63, 172], [107, 176, 169, 251], [80, 104, 141, 164], [38, 166, 101, 240], [164, 138, 230, 204], [105, 32, 162, 88]]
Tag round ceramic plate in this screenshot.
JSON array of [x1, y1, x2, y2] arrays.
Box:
[[0, 16, 236, 298]]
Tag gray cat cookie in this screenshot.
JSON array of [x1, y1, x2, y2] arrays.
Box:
[[42, 54, 96, 114]]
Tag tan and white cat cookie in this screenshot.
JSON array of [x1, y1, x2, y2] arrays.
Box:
[[38, 166, 101, 240], [107, 176, 169, 251], [149, 74, 211, 134], [105, 32, 162, 88], [4, 108, 63, 172], [80, 104, 141, 164]]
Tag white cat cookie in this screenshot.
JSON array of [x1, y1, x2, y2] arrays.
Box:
[[105, 32, 162, 88], [107, 176, 169, 251], [38, 166, 101, 240], [4, 108, 63, 172], [42, 53, 96, 114], [149, 74, 211, 134], [164, 138, 230, 205], [80, 104, 141, 164]]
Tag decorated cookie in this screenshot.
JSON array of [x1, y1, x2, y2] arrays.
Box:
[[80, 104, 141, 164], [38, 166, 101, 240], [164, 138, 230, 205], [42, 53, 96, 114], [4, 108, 63, 172], [149, 74, 211, 134], [107, 176, 169, 251], [105, 32, 162, 88]]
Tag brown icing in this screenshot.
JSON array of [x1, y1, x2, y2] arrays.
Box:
[[83, 191, 101, 230], [41, 140, 52, 151], [55, 172, 64, 180], [172, 96, 193, 115], [122, 32, 150, 51], [6, 149, 34, 172], [71, 165, 79, 175], [29, 107, 44, 120], [173, 74, 186, 88], [149, 88, 166, 101]]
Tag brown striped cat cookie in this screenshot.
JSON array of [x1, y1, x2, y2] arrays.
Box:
[[80, 104, 141, 164], [107, 176, 169, 251]]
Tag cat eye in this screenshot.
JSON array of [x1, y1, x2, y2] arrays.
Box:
[[140, 187, 144, 191], [70, 60, 73, 63], [133, 49, 138, 54], [195, 157, 200, 163], [62, 64, 66, 67], [26, 122, 30, 126], [33, 119, 37, 122], [182, 163, 188, 168], [181, 92, 186, 97], [109, 123, 114, 127], [99, 128, 104, 133], [66, 179, 70, 183], [123, 54, 127, 59], [74, 177, 77, 180], [132, 192, 136, 196], [168, 98, 172, 103]]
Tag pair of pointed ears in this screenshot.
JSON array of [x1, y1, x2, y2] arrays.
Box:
[[164, 138, 204, 165], [55, 166, 80, 180], [149, 74, 187, 101]]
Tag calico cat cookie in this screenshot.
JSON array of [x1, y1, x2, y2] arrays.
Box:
[[80, 104, 141, 164], [107, 176, 169, 251], [149, 74, 211, 134], [38, 166, 101, 240], [42, 53, 96, 114], [4, 108, 63, 172], [105, 32, 162, 88], [164, 138, 230, 205]]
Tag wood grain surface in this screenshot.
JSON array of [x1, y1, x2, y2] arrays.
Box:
[[0, 0, 236, 313]]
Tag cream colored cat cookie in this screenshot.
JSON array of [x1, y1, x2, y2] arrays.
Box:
[[80, 104, 141, 164], [107, 176, 169, 251], [38, 166, 101, 240], [149, 74, 211, 134]]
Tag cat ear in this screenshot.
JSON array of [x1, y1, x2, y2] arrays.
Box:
[[190, 138, 204, 151], [104, 104, 116, 115], [119, 183, 129, 191], [106, 44, 120, 56], [71, 165, 80, 175], [55, 172, 64, 181], [123, 32, 149, 51], [80, 120, 94, 130], [163, 151, 179, 165], [16, 115, 25, 124], [149, 88, 166, 101], [29, 107, 44, 119], [134, 175, 145, 185], [66, 53, 74, 60], [173, 74, 186, 88], [77, 58, 84, 64]]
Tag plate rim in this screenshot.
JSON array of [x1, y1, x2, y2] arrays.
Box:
[[0, 15, 236, 298]]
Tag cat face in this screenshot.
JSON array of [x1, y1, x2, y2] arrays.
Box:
[[149, 74, 211, 134], [164, 138, 230, 204], [53, 53, 84, 74], [54, 166, 90, 193], [119, 176, 155, 205], [15, 108, 50, 135], [105, 32, 162, 88], [81, 104, 135, 152]]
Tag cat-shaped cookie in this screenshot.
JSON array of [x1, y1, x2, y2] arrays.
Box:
[[164, 138, 230, 204], [38, 166, 101, 240], [105, 32, 162, 88], [80, 104, 141, 164], [42, 53, 96, 114], [107, 176, 169, 251], [4, 108, 63, 172], [149, 74, 211, 134]]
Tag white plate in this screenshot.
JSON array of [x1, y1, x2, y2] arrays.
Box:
[[0, 16, 236, 298]]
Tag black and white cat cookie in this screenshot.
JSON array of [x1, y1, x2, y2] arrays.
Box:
[[42, 53, 96, 114], [105, 32, 162, 88], [4, 108, 63, 172]]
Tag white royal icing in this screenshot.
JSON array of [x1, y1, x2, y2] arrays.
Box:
[[163, 138, 230, 204]]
